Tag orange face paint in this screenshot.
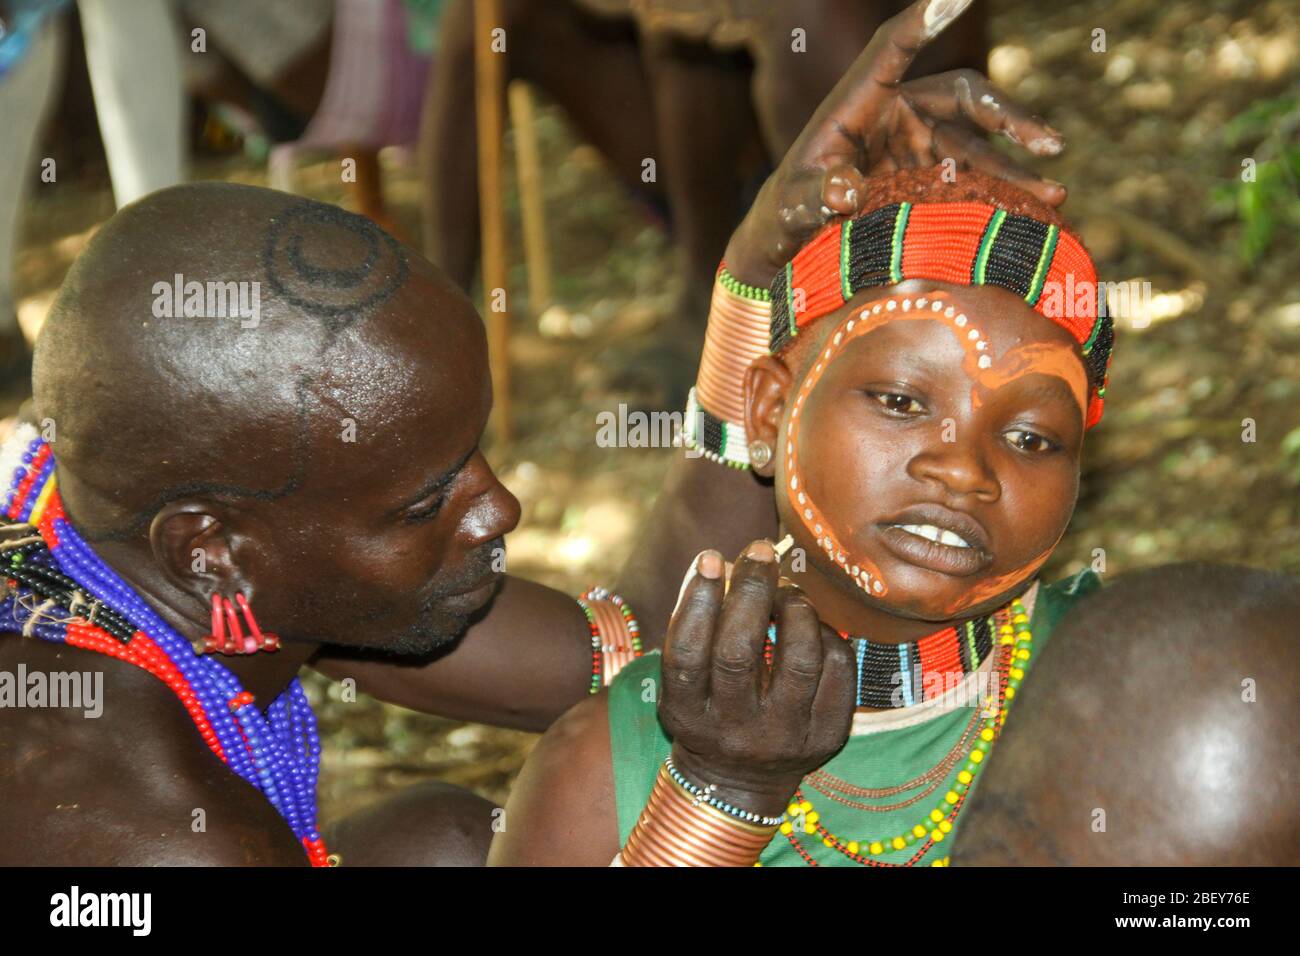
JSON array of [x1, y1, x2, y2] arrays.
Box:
[[784, 289, 1084, 614], [971, 341, 1088, 427], [941, 539, 1057, 616], [784, 291, 988, 599]]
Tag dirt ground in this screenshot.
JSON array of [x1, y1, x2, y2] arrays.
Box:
[[6, 0, 1297, 819]]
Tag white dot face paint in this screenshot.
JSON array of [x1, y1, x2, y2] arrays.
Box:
[[782, 290, 1000, 604]]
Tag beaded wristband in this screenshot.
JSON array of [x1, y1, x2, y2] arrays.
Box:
[[679, 387, 751, 469], [679, 262, 772, 469], [664, 755, 785, 827], [576, 586, 643, 694], [622, 765, 780, 867]]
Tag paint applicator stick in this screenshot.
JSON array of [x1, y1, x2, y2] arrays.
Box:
[[722, 536, 796, 595]]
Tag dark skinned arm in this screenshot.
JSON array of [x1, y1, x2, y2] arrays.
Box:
[[613, 457, 777, 653], [486, 692, 622, 865], [311, 575, 590, 733], [0, 716, 307, 866]]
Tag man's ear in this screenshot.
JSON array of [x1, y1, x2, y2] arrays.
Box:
[[148, 503, 240, 602], [743, 355, 794, 477]]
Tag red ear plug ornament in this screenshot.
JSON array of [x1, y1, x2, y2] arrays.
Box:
[[196, 592, 281, 655]]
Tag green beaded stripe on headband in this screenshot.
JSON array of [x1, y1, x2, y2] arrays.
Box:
[[888, 201, 911, 284]]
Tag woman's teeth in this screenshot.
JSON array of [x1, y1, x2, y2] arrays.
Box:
[[894, 524, 972, 549]]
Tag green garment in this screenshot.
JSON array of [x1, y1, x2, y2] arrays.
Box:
[[607, 569, 1101, 866]]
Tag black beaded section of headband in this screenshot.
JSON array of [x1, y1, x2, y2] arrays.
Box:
[[770, 265, 795, 355], [1082, 295, 1114, 394], [859, 639, 908, 710], [1, 538, 136, 644], [978, 213, 1052, 299], [846, 202, 903, 290]]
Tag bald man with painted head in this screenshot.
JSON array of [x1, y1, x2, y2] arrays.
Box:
[[952, 562, 1300, 865]]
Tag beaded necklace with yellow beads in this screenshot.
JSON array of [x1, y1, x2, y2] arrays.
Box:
[[775, 597, 1034, 867]]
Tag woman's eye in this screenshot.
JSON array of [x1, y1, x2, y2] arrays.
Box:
[[1005, 429, 1058, 453], [869, 391, 925, 415]]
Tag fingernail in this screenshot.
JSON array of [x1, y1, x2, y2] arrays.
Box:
[[922, 0, 974, 42], [673, 551, 705, 617], [699, 551, 723, 579], [745, 539, 776, 562], [1046, 179, 1066, 192]]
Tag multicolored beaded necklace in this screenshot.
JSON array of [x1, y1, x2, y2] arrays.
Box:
[[775, 598, 1033, 867], [764, 609, 997, 709], [0, 429, 332, 866]]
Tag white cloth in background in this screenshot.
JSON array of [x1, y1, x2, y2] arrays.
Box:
[[77, 0, 185, 208], [0, 16, 63, 330], [181, 0, 332, 88]]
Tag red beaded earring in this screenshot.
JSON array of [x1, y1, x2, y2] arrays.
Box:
[[197, 593, 281, 655]]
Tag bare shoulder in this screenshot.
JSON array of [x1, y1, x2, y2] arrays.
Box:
[[0, 739, 307, 866], [0, 641, 305, 866], [327, 781, 500, 867], [1053, 562, 1300, 640], [488, 692, 620, 866]]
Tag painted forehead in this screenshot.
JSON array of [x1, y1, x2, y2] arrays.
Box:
[[782, 290, 1081, 604], [789, 288, 1089, 420]]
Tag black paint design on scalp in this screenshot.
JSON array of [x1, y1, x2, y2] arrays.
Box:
[[71, 199, 414, 542], [261, 201, 410, 336]]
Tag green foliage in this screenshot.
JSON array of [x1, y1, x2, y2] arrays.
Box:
[[1283, 426, 1300, 486], [1215, 95, 1300, 267]]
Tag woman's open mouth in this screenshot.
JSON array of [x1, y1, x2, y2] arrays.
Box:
[[876, 505, 993, 577]]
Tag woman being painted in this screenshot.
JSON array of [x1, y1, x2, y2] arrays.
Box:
[[491, 160, 1114, 866]]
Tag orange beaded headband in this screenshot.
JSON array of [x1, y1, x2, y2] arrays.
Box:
[[682, 201, 1115, 469], [770, 200, 1113, 429]]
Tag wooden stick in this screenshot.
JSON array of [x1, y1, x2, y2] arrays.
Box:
[[474, 0, 511, 442], [507, 80, 554, 316]]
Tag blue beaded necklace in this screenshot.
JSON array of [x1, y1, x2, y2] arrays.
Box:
[[0, 429, 331, 865]]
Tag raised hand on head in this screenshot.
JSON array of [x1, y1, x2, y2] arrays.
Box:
[[726, 0, 1067, 286]]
